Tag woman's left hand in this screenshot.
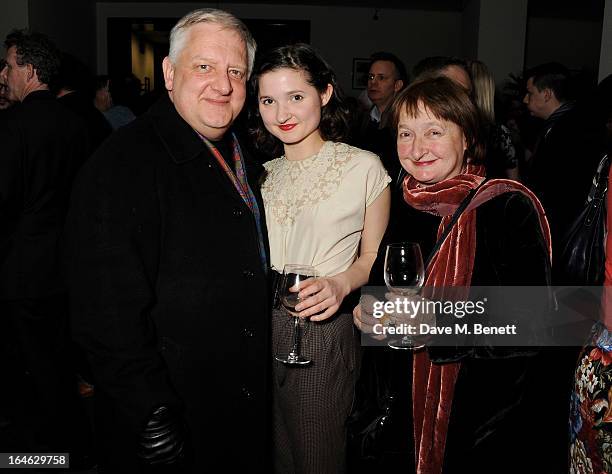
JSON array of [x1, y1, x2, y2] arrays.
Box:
[[294, 276, 350, 321]]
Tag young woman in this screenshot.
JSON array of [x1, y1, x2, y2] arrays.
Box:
[[250, 43, 390, 473]]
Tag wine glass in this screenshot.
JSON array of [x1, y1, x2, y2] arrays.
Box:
[[274, 264, 317, 365], [384, 242, 425, 350]]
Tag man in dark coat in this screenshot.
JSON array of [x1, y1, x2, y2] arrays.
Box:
[[65, 9, 270, 473], [356, 51, 407, 181], [523, 62, 605, 263], [0, 30, 89, 453], [56, 53, 112, 154], [523, 63, 606, 472]]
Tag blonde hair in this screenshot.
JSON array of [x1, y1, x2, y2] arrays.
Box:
[[469, 59, 496, 123], [168, 9, 256, 78]]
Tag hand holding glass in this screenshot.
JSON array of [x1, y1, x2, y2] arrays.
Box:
[[275, 264, 317, 365], [384, 242, 425, 350]]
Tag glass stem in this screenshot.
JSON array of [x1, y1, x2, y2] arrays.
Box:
[[290, 316, 300, 356]]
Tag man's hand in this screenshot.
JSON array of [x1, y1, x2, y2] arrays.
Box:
[[138, 406, 185, 466]]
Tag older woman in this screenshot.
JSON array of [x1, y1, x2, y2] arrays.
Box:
[[355, 77, 552, 472]]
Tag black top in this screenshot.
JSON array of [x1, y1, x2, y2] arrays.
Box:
[[58, 90, 112, 154], [0, 90, 88, 299], [66, 94, 271, 472], [527, 102, 606, 281], [370, 190, 554, 470]]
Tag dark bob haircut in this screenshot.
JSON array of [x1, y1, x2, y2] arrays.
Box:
[[249, 43, 350, 157], [5, 29, 60, 86], [391, 76, 485, 164]]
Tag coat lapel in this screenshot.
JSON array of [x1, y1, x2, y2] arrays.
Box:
[[148, 94, 247, 209]]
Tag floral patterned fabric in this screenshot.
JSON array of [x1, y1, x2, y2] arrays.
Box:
[[571, 322, 612, 473]]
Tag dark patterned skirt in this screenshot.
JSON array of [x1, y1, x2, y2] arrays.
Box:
[[272, 307, 359, 474]]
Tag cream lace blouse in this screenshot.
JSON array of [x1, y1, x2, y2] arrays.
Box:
[[261, 141, 391, 277]]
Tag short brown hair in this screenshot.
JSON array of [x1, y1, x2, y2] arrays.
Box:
[[391, 76, 484, 164]]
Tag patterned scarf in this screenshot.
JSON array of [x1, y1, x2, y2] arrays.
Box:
[[199, 132, 268, 271], [403, 163, 551, 473]]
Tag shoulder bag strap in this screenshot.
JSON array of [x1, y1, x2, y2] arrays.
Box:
[[424, 178, 489, 270], [588, 154, 610, 203]]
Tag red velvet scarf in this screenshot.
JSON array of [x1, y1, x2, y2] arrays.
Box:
[[403, 163, 551, 474]]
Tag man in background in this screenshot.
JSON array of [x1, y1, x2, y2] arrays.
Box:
[[357, 51, 408, 181], [524, 62, 604, 261], [0, 29, 89, 456]]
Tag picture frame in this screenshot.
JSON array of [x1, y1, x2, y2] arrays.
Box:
[[352, 58, 370, 90]]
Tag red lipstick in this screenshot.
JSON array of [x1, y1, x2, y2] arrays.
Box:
[[279, 124, 297, 131]]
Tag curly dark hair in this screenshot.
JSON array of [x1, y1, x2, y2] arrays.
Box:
[[5, 29, 60, 86], [248, 43, 350, 158]]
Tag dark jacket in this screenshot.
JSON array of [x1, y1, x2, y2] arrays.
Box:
[[66, 95, 271, 473], [355, 116, 402, 182], [370, 191, 556, 472], [527, 102, 606, 274], [58, 90, 112, 154], [0, 90, 88, 299]]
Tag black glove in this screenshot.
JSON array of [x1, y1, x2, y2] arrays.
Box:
[[138, 405, 185, 466]]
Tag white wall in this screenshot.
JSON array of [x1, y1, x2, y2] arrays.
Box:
[[0, 0, 29, 48], [97, 2, 463, 95], [525, 17, 603, 75]]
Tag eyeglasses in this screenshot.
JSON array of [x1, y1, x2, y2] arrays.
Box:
[[368, 73, 393, 82]]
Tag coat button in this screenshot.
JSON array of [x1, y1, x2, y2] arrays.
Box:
[[242, 269, 255, 278], [232, 208, 243, 218], [243, 328, 254, 337], [241, 387, 253, 400]]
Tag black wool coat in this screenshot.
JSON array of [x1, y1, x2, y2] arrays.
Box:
[[368, 191, 559, 472], [66, 95, 271, 473], [0, 90, 88, 299]]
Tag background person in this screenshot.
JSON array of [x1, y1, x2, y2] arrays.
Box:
[[357, 51, 408, 179], [250, 43, 390, 473], [468, 59, 519, 180], [412, 56, 472, 93], [523, 62, 604, 260], [0, 29, 90, 459], [56, 52, 112, 154], [93, 74, 137, 130]]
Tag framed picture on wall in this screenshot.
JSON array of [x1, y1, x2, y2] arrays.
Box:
[[352, 58, 370, 89]]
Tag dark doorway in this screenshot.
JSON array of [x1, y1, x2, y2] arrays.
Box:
[[243, 19, 310, 56], [106, 17, 310, 96]]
